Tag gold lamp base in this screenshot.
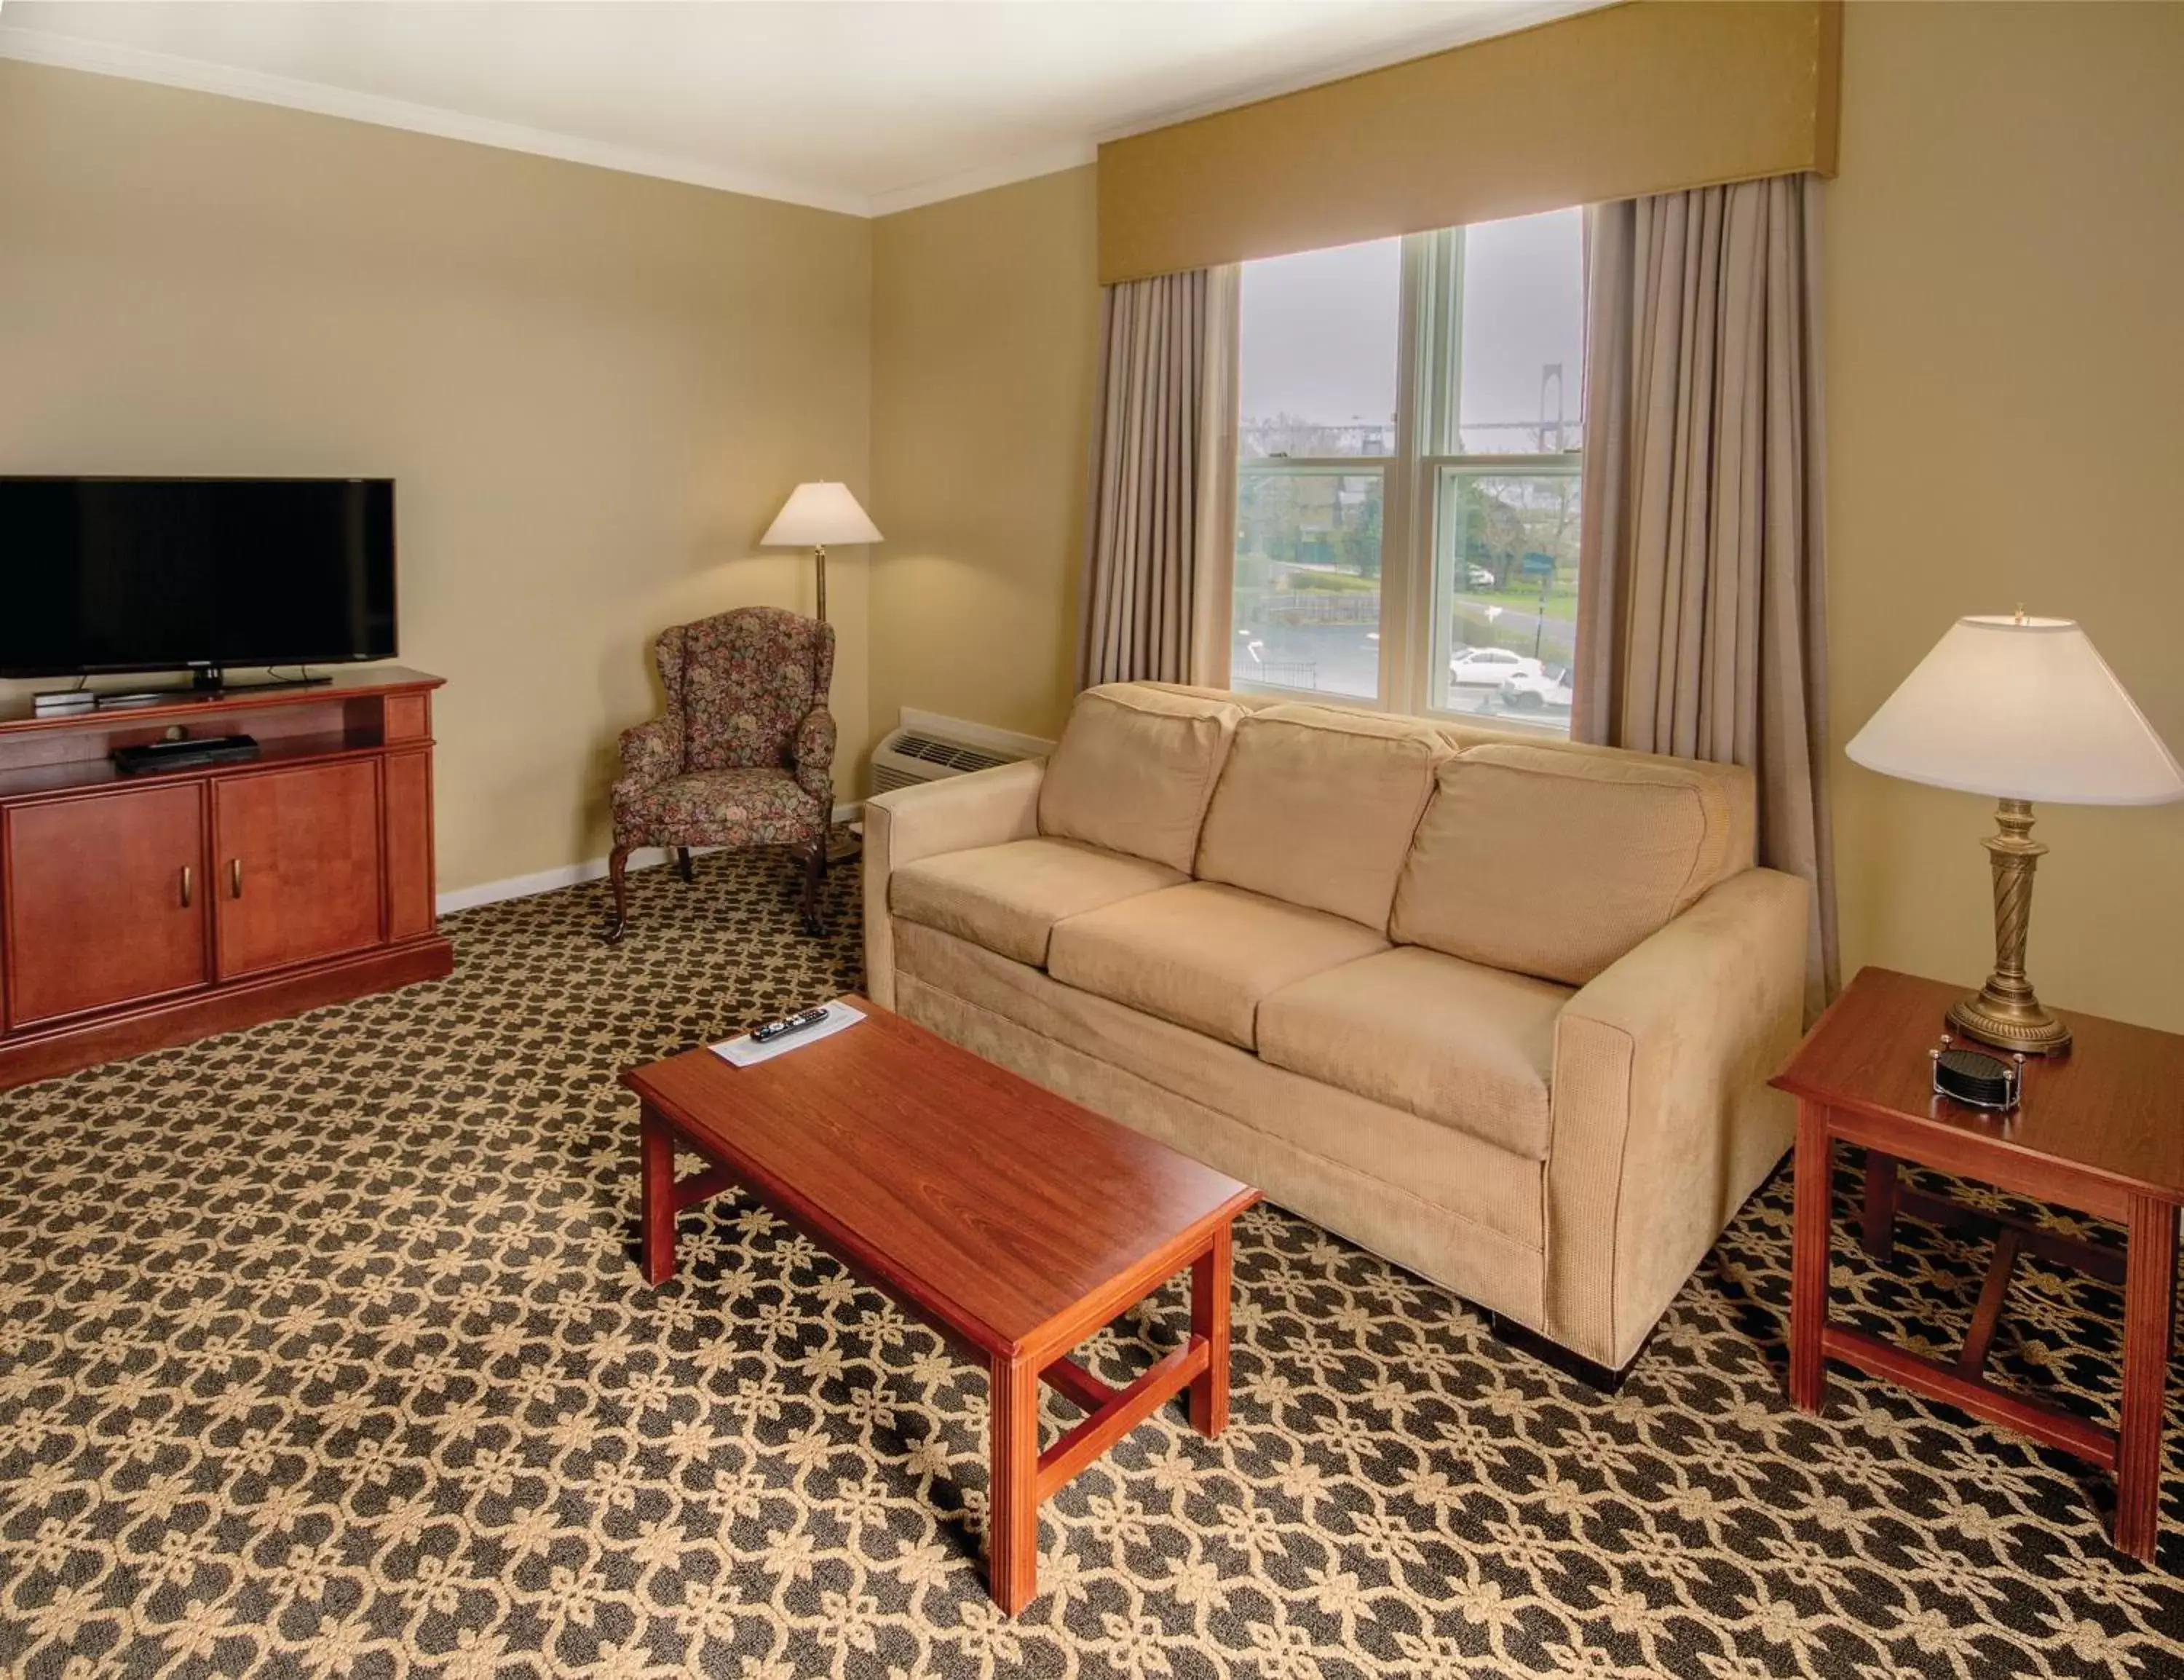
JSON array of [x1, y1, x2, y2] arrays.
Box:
[[1947, 988, 2070, 1055], [1950, 797, 2072, 1056]]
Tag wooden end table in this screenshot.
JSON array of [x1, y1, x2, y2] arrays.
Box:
[[622, 999, 1260, 1613], [1773, 967, 2183, 1561]]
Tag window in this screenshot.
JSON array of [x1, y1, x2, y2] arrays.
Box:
[[1233, 208, 1586, 732], [1235, 238, 1399, 701]]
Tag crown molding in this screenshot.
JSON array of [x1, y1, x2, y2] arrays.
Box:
[[0, 24, 874, 218], [1088, 0, 1610, 146], [866, 140, 1098, 219], [0, 1, 1614, 220], [849, 1, 1612, 217]]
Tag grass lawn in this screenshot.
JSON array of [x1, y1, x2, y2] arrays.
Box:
[[1287, 568, 1377, 593]]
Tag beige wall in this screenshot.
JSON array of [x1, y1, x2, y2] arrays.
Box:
[[7, 7, 2182, 1030], [1827, 1, 2184, 1031], [863, 4, 2184, 1032], [0, 61, 872, 897], [869, 167, 1101, 751]]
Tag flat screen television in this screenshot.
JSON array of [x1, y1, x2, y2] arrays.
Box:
[[0, 476, 397, 681]]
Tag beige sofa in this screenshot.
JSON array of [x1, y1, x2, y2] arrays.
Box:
[[863, 683, 1808, 1374]]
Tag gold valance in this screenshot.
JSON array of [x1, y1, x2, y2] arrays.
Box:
[[1096, 0, 1841, 284]]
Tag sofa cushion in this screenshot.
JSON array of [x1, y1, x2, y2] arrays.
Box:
[[890, 918, 1548, 1259], [1037, 684, 1243, 873], [1193, 704, 1449, 930], [1047, 881, 1388, 1050], [1258, 946, 1572, 1159], [890, 837, 1185, 969], [1391, 742, 1750, 986]]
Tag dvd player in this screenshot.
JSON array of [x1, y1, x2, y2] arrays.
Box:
[[111, 734, 262, 776]]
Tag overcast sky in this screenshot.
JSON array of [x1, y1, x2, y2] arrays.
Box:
[[1238, 207, 1584, 439]]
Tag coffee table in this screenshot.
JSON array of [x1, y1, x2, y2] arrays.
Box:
[[622, 999, 1260, 1612], [1773, 966, 2183, 1561]]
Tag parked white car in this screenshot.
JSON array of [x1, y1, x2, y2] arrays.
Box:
[[1466, 564, 1496, 590], [1448, 646, 1544, 686], [1500, 663, 1574, 712]]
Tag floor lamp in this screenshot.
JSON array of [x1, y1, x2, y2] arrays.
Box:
[[761, 481, 882, 865], [761, 481, 881, 625]]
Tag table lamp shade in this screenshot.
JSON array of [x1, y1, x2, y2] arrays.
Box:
[[761, 482, 882, 549], [1846, 617, 2183, 807]]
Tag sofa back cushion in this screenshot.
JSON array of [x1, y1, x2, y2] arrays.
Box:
[[1038, 684, 1243, 872], [1390, 742, 1753, 986], [1195, 705, 1448, 929]]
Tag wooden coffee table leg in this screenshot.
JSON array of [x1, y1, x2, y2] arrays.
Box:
[[1189, 1224, 1233, 1436], [1789, 1098, 1832, 1411], [987, 1352, 1040, 1613], [639, 1106, 678, 1286], [2116, 1192, 2177, 1561]]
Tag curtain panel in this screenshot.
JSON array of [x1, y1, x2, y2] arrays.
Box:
[[1573, 172, 1840, 1015], [1077, 266, 1240, 690]]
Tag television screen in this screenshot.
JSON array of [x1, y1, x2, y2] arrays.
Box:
[[0, 477, 397, 678]]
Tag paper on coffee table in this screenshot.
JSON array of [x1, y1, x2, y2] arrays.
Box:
[[711, 999, 865, 1068]]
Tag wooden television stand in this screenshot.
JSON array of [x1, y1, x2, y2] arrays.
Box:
[[0, 667, 454, 1090]]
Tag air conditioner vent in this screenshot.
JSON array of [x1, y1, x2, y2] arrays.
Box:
[[870, 723, 1032, 796], [895, 732, 1011, 774]]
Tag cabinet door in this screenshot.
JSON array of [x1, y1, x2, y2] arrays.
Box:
[[213, 760, 384, 980], [3, 783, 209, 1028]]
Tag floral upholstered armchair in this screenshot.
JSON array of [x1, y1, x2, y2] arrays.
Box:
[[604, 606, 836, 941]]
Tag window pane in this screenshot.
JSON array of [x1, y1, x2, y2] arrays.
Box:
[[1239, 238, 1401, 459], [1233, 469, 1382, 701], [1457, 207, 1585, 454], [1431, 468, 1580, 730]]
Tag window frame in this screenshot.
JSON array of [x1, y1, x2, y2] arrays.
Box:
[[1231, 222, 1586, 734]]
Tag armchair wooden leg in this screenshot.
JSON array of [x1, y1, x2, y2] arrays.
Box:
[[603, 845, 632, 943], [676, 847, 694, 884], [799, 838, 826, 938]]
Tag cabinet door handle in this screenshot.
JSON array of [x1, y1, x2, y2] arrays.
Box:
[[229, 858, 243, 898], [181, 865, 192, 908]]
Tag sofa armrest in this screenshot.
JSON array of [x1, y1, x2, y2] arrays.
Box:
[[1543, 866, 1809, 1370], [863, 758, 1046, 1010]]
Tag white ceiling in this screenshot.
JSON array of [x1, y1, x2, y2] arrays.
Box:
[[0, 0, 1603, 215]]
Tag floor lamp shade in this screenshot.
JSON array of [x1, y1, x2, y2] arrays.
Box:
[[761, 483, 879, 624], [1845, 615, 2183, 1054], [761, 482, 882, 550]]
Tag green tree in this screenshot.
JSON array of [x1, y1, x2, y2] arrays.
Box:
[[1337, 483, 1383, 580]]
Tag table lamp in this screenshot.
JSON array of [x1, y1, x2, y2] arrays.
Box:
[[1845, 613, 2184, 1054], [760, 482, 881, 624]]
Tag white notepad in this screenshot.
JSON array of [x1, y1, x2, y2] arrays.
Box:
[[710, 998, 865, 1068]]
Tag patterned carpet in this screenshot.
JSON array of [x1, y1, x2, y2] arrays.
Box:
[[1, 844, 2178, 1679]]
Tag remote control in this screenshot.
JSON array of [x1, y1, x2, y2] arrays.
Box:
[[749, 1007, 830, 1045]]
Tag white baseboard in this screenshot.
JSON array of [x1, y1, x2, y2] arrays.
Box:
[[435, 802, 862, 916]]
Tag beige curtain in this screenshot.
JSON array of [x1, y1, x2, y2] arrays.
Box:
[[1079, 266, 1241, 689], [1573, 173, 1838, 1015]]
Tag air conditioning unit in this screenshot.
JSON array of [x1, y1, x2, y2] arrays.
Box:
[[870, 726, 1026, 796]]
